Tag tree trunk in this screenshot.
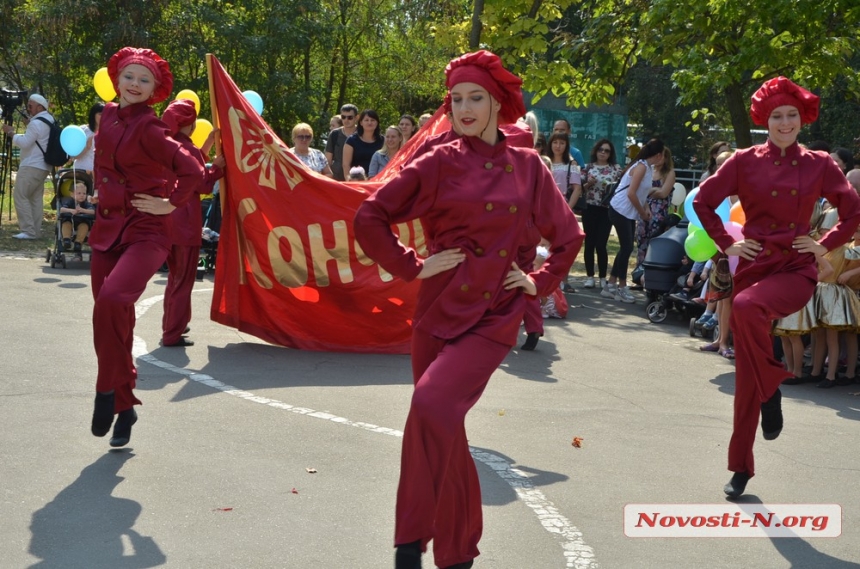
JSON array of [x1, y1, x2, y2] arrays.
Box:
[[469, 0, 484, 50], [724, 82, 752, 149]]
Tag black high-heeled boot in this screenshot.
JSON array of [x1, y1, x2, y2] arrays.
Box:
[[109, 408, 138, 447], [91, 391, 115, 437], [394, 540, 422, 569]]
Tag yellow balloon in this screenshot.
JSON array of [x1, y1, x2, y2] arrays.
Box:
[[93, 67, 116, 102], [176, 89, 201, 114], [191, 119, 213, 149]]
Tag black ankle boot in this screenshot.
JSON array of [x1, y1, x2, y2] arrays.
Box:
[[110, 408, 138, 447], [521, 332, 540, 351], [394, 540, 422, 569], [91, 391, 115, 437], [723, 471, 751, 498], [760, 388, 783, 440]]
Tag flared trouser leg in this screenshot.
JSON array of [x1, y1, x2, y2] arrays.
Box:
[[162, 245, 199, 344], [523, 297, 544, 335], [395, 328, 511, 568], [728, 272, 814, 477], [91, 242, 169, 412]]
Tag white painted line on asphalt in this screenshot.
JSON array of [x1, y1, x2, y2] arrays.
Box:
[[133, 292, 598, 569]]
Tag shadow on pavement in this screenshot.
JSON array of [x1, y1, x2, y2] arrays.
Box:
[[729, 495, 859, 569], [471, 446, 569, 507], [28, 452, 166, 569]]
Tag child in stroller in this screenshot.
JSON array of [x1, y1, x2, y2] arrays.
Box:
[[46, 169, 94, 268], [58, 182, 95, 259]]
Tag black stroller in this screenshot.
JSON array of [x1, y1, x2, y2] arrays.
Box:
[[46, 169, 94, 269], [199, 188, 222, 278], [642, 222, 708, 327]]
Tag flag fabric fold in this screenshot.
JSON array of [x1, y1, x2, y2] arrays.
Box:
[[206, 54, 432, 353]]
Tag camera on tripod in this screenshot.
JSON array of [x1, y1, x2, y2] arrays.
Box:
[[1, 88, 28, 122]]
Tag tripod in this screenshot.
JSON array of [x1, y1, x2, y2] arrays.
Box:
[[0, 110, 16, 226], [0, 87, 29, 226]]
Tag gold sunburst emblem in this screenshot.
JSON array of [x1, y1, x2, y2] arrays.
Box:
[[229, 107, 304, 191]]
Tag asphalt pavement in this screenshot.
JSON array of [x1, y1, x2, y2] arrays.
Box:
[[1, 254, 858, 569]]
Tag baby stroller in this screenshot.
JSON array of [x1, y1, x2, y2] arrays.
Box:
[[46, 169, 94, 269], [641, 222, 707, 325], [199, 184, 222, 278]]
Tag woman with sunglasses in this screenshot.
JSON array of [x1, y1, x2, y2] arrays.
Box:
[[290, 123, 333, 177], [580, 139, 622, 290]]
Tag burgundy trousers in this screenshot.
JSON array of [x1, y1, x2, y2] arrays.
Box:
[[162, 244, 199, 345], [728, 271, 814, 477], [395, 327, 511, 568], [91, 241, 169, 412], [523, 297, 544, 335]]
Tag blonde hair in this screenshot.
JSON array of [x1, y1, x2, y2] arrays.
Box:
[[540, 155, 552, 170], [524, 111, 539, 146], [715, 149, 734, 169], [291, 122, 313, 139], [379, 126, 403, 157]]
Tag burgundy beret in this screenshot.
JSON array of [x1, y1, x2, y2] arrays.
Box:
[[162, 99, 197, 136], [107, 47, 174, 105], [444, 50, 526, 125], [750, 76, 819, 126]]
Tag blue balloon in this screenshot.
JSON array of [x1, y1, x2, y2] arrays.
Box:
[[715, 197, 731, 223], [684, 187, 701, 227], [243, 90, 264, 115], [684, 186, 732, 226], [60, 125, 87, 157]]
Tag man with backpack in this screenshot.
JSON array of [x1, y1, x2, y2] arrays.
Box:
[[2, 94, 54, 239]]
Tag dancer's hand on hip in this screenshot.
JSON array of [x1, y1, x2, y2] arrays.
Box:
[[504, 262, 537, 295], [418, 248, 465, 279], [725, 239, 761, 261], [131, 194, 176, 215], [792, 235, 827, 257]]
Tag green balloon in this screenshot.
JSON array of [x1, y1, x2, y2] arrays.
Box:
[[687, 223, 704, 236], [685, 230, 717, 262]]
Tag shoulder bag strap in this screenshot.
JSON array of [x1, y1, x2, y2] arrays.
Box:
[[33, 116, 53, 157]]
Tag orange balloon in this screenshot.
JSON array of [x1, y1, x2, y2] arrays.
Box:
[[729, 201, 746, 226]]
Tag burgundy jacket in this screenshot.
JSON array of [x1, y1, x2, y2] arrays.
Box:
[[90, 102, 205, 252], [354, 133, 583, 346], [694, 139, 860, 292], [167, 132, 224, 247]]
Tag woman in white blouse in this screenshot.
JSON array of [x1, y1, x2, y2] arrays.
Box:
[[290, 123, 333, 177]]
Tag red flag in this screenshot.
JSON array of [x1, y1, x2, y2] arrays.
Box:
[[206, 54, 427, 353]]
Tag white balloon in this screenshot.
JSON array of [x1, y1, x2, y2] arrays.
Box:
[[671, 182, 686, 206]]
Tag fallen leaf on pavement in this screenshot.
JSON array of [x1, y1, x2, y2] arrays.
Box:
[[572, 437, 583, 448], [213, 507, 233, 512], [291, 488, 299, 494]]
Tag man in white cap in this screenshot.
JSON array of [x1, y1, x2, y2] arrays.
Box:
[[2, 94, 53, 239]]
